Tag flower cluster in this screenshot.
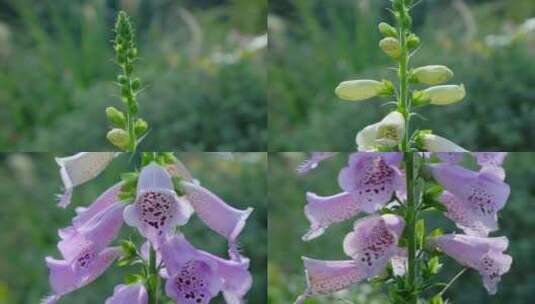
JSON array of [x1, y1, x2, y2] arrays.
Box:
[[335, 0, 467, 152], [295, 152, 512, 303], [44, 152, 253, 304]]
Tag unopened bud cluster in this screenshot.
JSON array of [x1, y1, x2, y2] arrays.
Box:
[[106, 11, 148, 151]]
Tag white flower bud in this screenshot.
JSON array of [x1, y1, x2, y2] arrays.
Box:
[[419, 133, 468, 152], [412, 65, 453, 85], [356, 111, 405, 151], [423, 84, 466, 105], [379, 37, 401, 59], [335, 80, 383, 101]]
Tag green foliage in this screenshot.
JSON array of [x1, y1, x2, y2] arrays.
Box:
[[0, 0, 266, 150], [0, 153, 267, 303]]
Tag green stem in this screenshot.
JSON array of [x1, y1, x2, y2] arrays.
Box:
[[397, 0, 411, 151], [148, 245, 159, 304], [120, 63, 137, 153], [404, 151, 417, 304], [436, 268, 468, 298]]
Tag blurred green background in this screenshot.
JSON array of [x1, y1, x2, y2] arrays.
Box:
[[268, 152, 535, 304], [0, 152, 267, 303], [268, 0, 535, 151], [0, 0, 267, 151]]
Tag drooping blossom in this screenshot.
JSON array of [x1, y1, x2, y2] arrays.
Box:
[[343, 215, 405, 276], [356, 111, 405, 151], [124, 163, 194, 245], [431, 163, 510, 236], [44, 199, 125, 302], [105, 283, 148, 304], [296, 214, 405, 303], [56, 152, 116, 208], [338, 153, 403, 213], [473, 152, 508, 181], [159, 234, 252, 304], [429, 234, 512, 295], [297, 152, 337, 175], [302, 153, 404, 241], [181, 181, 253, 259]]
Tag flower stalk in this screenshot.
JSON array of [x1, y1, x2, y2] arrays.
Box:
[[108, 11, 147, 152], [404, 152, 417, 304], [396, 0, 411, 151]]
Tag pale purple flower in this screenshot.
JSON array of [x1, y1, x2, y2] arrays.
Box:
[[297, 152, 338, 175], [338, 153, 403, 213], [302, 192, 360, 241], [430, 234, 512, 295], [159, 234, 252, 304], [181, 181, 253, 259], [294, 258, 367, 304], [474, 152, 508, 181], [302, 153, 404, 241], [124, 163, 194, 245], [296, 215, 405, 303], [105, 283, 148, 304], [343, 214, 405, 277], [45, 200, 125, 301], [432, 163, 510, 236], [56, 152, 116, 208]]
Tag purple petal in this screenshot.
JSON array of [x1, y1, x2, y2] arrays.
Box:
[[338, 153, 403, 213], [160, 234, 251, 303], [431, 164, 510, 214], [391, 248, 408, 277], [302, 192, 361, 241], [72, 182, 122, 228], [431, 234, 511, 295], [105, 283, 148, 304], [441, 191, 497, 236], [165, 158, 196, 183], [181, 181, 253, 246], [125, 163, 193, 245], [343, 214, 404, 277], [299, 257, 366, 297], [474, 152, 507, 167]]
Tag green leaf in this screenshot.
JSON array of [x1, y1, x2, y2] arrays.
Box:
[[428, 256, 442, 274], [124, 273, 143, 284], [121, 172, 138, 183], [416, 219, 425, 249], [430, 228, 443, 238], [120, 240, 137, 257]]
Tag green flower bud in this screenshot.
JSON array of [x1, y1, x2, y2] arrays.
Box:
[[422, 84, 466, 105], [125, 64, 134, 75], [127, 48, 138, 59], [378, 22, 397, 37], [411, 65, 453, 85], [121, 85, 131, 98], [107, 128, 129, 149], [379, 37, 401, 59], [134, 118, 148, 136], [407, 33, 420, 50], [117, 75, 128, 85], [131, 78, 141, 91], [105, 106, 126, 128]]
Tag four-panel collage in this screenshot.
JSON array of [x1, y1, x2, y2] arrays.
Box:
[[0, 0, 534, 304]]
